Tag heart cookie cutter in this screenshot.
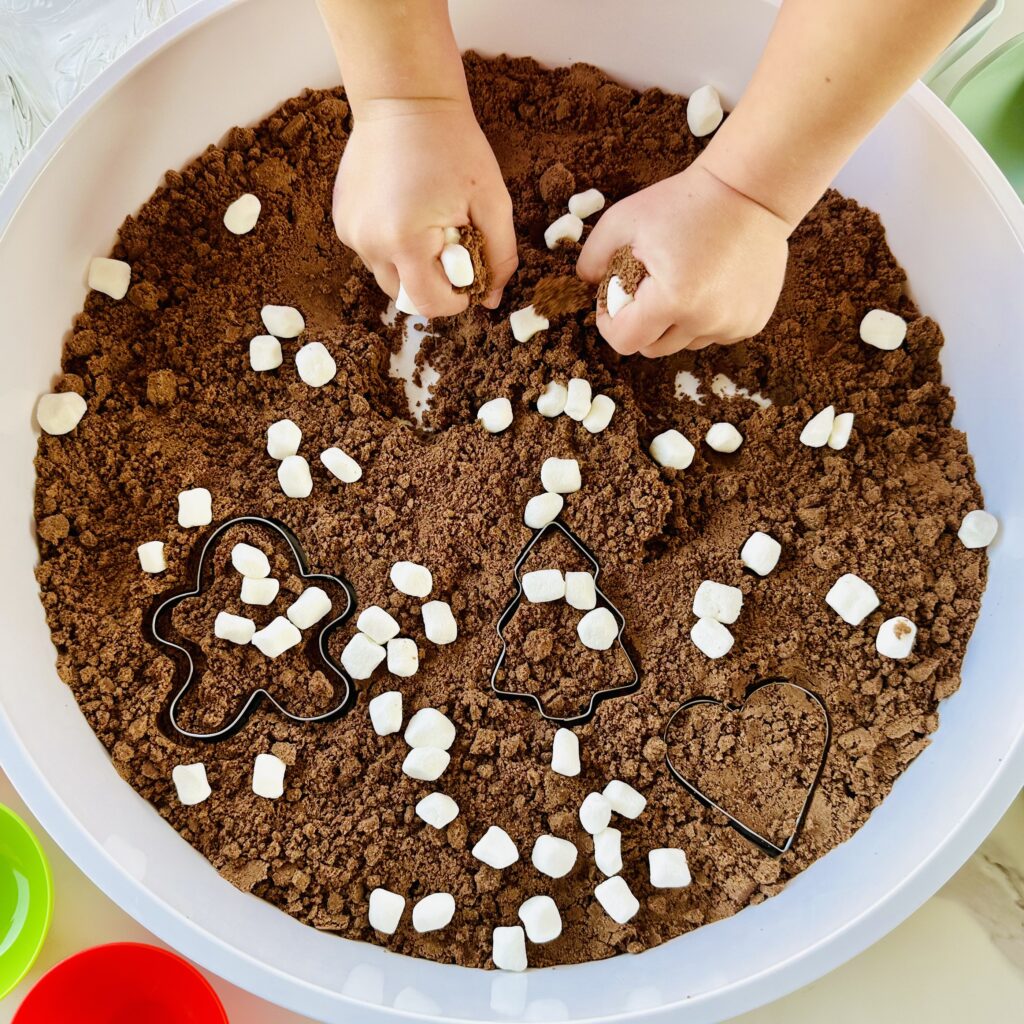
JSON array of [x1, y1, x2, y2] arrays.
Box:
[[663, 678, 831, 857], [490, 518, 639, 726], [147, 515, 356, 743]]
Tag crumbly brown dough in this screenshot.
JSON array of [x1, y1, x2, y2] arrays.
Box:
[[33, 55, 986, 969], [532, 275, 595, 319]]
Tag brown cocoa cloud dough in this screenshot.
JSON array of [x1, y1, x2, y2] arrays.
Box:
[[33, 54, 986, 968]]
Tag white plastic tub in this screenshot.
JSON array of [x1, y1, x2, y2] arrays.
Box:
[[1, 1, 1023, 1021]]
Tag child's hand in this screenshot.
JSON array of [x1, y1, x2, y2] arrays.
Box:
[[333, 99, 517, 317], [576, 162, 789, 357]]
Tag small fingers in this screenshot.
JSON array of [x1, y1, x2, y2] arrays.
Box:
[[394, 232, 469, 320], [371, 261, 400, 302], [596, 276, 676, 355], [470, 193, 518, 309]]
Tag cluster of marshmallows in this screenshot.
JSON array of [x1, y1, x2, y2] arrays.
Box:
[[251, 303, 339, 391], [266, 417, 362, 500], [536, 378, 615, 434], [172, 749, 289, 805]]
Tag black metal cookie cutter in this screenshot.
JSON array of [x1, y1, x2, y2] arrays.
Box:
[[147, 515, 356, 743], [663, 678, 831, 857], [490, 518, 639, 727]]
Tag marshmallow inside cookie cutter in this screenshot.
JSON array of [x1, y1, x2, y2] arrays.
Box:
[[663, 678, 831, 858], [148, 515, 356, 742], [490, 519, 639, 726]]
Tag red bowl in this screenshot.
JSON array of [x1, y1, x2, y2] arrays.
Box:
[[13, 942, 228, 1024]]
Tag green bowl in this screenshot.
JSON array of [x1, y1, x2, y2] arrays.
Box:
[[0, 804, 53, 999]]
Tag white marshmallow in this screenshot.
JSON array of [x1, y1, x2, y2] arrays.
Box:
[[568, 188, 605, 220], [537, 382, 568, 417], [390, 560, 433, 598], [267, 419, 302, 460], [741, 531, 782, 576], [540, 457, 581, 494], [606, 276, 633, 319], [565, 571, 597, 611], [472, 826, 519, 869], [357, 606, 401, 644], [387, 637, 419, 677], [686, 84, 724, 137], [518, 896, 562, 945], [369, 691, 403, 736], [876, 616, 918, 660], [251, 615, 302, 658], [172, 763, 211, 806], [690, 617, 734, 659], [860, 308, 907, 350], [443, 226, 462, 245], [510, 305, 549, 343], [88, 257, 131, 300], [564, 378, 593, 421], [825, 573, 880, 626], [544, 212, 584, 250], [421, 601, 458, 645], [577, 607, 618, 651], [800, 406, 836, 448], [223, 193, 261, 235], [531, 835, 578, 878], [261, 304, 304, 338], [368, 888, 405, 935], [395, 282, 421, 317], [137, 540, 166, 573], [241, 576, 279, 606], [478, 397, 514, 434], [405, 707, 456, 750], [177, 487, 212, 528], [650, 429, 695, 470], [693, 580, 743, 624], [579, 792, 612, 835], [415, 792, 459, 829], [492, 926, 527, 972], [582, 394, 616, 434], [278, 455, 313, 498], [524, 492, 564, 529], [594, 827, 622, 877], [36, 392, 87, 435], [603, 780, 646, 819], [295, 342, 337, 388], [958, 509, 998, 549], [441, 243, 475, 288], [252, 752, 286, 798], [594, 875, 639, 924], [523, 569, 565, 603], [287, 587, 332, 629], [551, 728, 581, 776], [231, 542, 271, 578], [215, 611, 256, 645], [649, 848, 692, 888], [249, 335, 283, 371], [402, 747, 450, 782], [706, 422, 743, 453], [320, 447, 362, 483], [341, 633, 387, 680], [828, 412, 855, 451], [413, 892, 456, 933]]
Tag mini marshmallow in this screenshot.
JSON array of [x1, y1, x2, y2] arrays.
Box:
[[416, 792, 459, 829], [472, 826, 519, 869], [177, 487, 212, 527], [649, 848, 692, 889], [510, 305, 549, 343], [422, 601, 458, 645], [706, 422, 743, 453], [287, 587, 332, 629], [551, 728, 581, 777], [231, 542, 271, 579], [441, 243, 474, 288], [800, 406, 836, 448], [413, 892, 456, 933], [251, 615, 302, 658], [518, 896, 562, 944], [860, 308, 907, 350], [577, 607, 618, 651], [690, 617, 734, 659], [172, 763, 211, 806], [390, 560, 433, 598], [524, 493, 564, 530], [522, 569, 565, 603], [565, 571, 597, 611], [582, 394, 616, 434], [223, 193, 261, 235], [531, 835, 578, 878], [650, 429, 695, 470], [320, 447, 362, 483], [579, 792, 612, 835], [537, 382, 568, 417], [278, 455, 313, 498], [252, 752, 286, 798], [36, 392, 87, 435], [825, 573, 880, 626], [215, 611, 256, 645], [876, 616, 918, 660], [686, 84, 724, 137], [369, 691, 403, 736], [387, 637, 419, 677], [357, 605, 401, 644], [594, 827, 622, 877], [606, 276, 633, 319], [478, 397, 514, 434], [405, 708, 456, 750], [249, 335, 283, 371], [267, 419, 302, 460], [368, 888, 405, 935], [564, 378, 593, 421], [492, 926, 527, 972], [693, 580, 743, 624], [295, 342, 337, 388], [341, 632, 387, 680], [568, 188, 605, 220], [402, 747, 451, 782], [544, 213, 584, 250], [241, 576, 279, 606], [958, 509, 998, 549], [741, 531, 782, 576], [594, 875, 639, 924], [540, 457, 581, 494], [828, 412, 855, 451], [137, 540, 166, 573], [261, 304, 304, 338], [88, 257, 131, 299], [603, 780, 646, 819]]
